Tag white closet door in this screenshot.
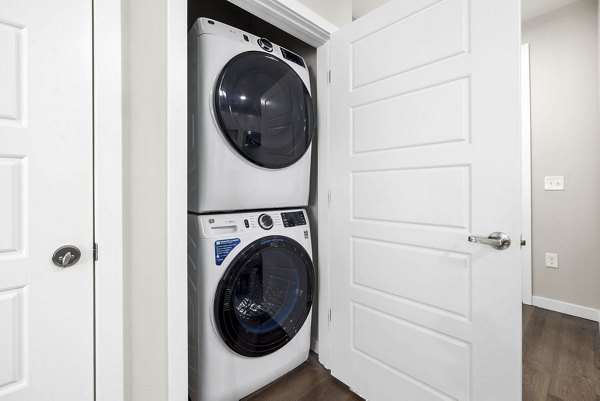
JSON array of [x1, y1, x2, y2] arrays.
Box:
[[328, 0, 521, 399], [0, 0, 94, 399]]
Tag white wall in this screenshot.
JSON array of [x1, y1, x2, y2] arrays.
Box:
[[522, 0, 600, 311], [297, 0, 352, 27]]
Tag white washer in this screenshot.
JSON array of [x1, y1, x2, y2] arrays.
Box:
[[188, 208, 314, 401], [188, 18, 315, 214]]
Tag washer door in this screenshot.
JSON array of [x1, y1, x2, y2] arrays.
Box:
[[215, 51, 315, 169], [214, 236, 314, 357]]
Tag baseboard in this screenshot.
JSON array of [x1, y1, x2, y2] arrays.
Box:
[[532, 296, 600, 324], [310, 337, 319, 354]]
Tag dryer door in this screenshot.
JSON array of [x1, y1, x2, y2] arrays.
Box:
[[214, 236, 314, 357], [215, 51, 315, 169]]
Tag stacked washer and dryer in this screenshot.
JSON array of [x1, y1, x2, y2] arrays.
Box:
[[187, 18, 316, 401]]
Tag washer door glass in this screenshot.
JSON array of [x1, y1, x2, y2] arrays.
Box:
[[215, 51, 315, 169], [214, 236, 314, 357]]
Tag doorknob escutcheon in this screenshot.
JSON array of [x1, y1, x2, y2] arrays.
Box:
[[52, 246, 82, 268]]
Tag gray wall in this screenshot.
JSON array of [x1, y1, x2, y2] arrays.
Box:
[[523, 0, 600, 310]]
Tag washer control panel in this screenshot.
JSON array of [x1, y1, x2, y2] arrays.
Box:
[[281, 211, 306, 228], [203, 209, 306, 236]]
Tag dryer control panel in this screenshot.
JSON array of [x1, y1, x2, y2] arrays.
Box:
[[192, 18, 308, 70]]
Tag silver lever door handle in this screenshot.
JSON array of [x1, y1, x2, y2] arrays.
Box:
[[468, 232, 511, 250]]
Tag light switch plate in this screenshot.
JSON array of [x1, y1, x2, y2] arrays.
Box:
[[545, 253, 558, 268], [545, 176, 564, 191]]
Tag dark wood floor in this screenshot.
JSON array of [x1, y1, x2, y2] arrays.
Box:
[[242, 306, 600, 401], [523, 304, 600, 401], [241, 352, 363, 401]]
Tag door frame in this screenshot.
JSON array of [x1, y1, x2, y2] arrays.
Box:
[[93, 1, 335, 400], [94, 0, 123, 399], [521, 43, 533, 305], [227, 0, 338, 47]]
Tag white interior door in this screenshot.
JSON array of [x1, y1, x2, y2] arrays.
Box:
[[0, 0, 94, 400], [328, 0, 521, 400]]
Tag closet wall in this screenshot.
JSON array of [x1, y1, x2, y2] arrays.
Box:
[[122, 1, 323, 400], [122, 0, 187, 399], [188, 0, 321, 350]]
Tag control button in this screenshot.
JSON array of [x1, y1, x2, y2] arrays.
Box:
[[258, 214, 274, 230], [244, 219, 250, 228], [257, 38, 273, 52]]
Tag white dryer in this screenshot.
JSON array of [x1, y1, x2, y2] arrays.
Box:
[[188, 18, 315, 213], [188, 208, 314, 401]]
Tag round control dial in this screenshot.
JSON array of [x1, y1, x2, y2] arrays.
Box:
[[258, 213, 274, 230], [257, 38, 273, 52]]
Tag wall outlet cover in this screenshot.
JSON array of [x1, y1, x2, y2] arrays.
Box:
[[544, 176, 564, 191], [545, 252, 558, 268]]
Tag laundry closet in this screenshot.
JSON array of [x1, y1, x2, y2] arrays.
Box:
[[186, 1, 322, 399], [123, 1, 523, 400]]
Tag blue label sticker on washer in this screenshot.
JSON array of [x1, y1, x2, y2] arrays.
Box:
[[214, 238, 240, 266]]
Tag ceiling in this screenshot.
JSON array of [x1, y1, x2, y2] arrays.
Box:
[[352, 0, 390, 20], [522, 0, 583, 22]]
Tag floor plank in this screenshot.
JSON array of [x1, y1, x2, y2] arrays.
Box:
[[242, 305, 599, 400], [523, 304, 535, 335], [241, 353, 363, 401], [523, 304, 600, 401], [523, 363, 551, 401]]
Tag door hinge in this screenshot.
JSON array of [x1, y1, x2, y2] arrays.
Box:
[[329, 309, 332, 323], [328, 70, 331, 83], [328, 189, 331, 206], [93, 242, 99, 261]]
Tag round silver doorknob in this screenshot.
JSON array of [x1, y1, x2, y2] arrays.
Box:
[[52, 246, 81, 268]]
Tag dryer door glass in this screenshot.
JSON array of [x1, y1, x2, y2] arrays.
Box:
[[214, 236, 314, 357], [215, 51, 315, 169]]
